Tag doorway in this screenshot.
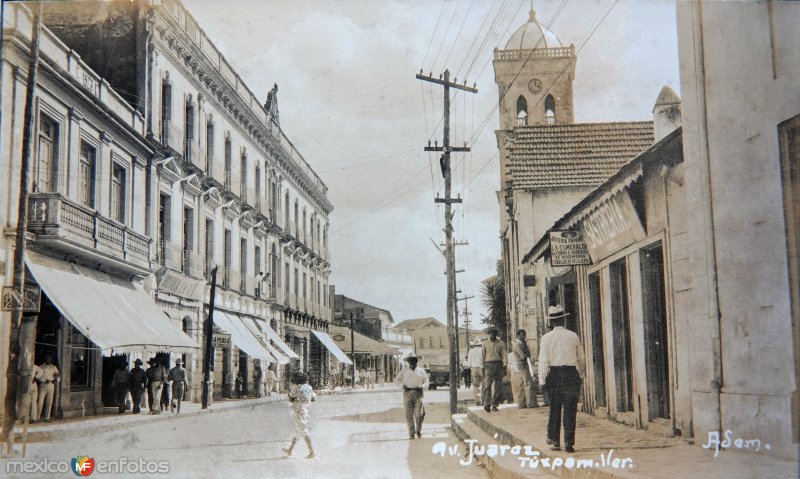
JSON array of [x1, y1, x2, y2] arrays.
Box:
[[610, 258, 634, 413], [102, 354, 128, 406], [589, 273, 607, 408], [641, 243, 670, 420]]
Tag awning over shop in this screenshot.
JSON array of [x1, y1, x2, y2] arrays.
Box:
[[259, 320, 299, 360], [242, 316, 291, 364], [311, 331, 353, 365], [327, 325, 400, 356], [212, 310, 274, 362], [25, 251, 197, 355]]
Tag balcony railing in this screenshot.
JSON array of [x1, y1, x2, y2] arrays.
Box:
[[161, 120, 183, 152], [185, 140, 203, 167], [27, 193, 151, 270], [182, 250, 205, 279], [157, 240, 183, 271]]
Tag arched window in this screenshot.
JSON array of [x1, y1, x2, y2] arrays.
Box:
[[516, 95, 528, 126], [545, 94, 556, 125], [182, 316, 192, 338]]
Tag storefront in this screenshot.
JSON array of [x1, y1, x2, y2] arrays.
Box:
[[524, 129, 687, 435], [24, 251, 197, 419]]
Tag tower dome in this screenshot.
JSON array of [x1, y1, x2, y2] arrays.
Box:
[[504, 10, 562, 50]]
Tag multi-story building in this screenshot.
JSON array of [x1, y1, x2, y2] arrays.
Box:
[[331, 290, 395, 341], [493, 10, 655, 356], [0, 0, 344, 419]]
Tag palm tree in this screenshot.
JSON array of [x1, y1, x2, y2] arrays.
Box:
[[481, 261, 508, 341]]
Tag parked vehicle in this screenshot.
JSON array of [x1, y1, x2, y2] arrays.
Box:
[[426, 366, 450, 389]]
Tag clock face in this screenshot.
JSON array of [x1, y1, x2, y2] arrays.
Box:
[[528, 78, 543, 93]]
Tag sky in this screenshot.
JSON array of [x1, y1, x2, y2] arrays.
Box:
[[183, 0, 681, 327]]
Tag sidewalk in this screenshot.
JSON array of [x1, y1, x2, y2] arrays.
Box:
[[452, 403, 799, 478]]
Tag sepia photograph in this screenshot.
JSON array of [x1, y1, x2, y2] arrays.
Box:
[[0, 0, 798, 477]]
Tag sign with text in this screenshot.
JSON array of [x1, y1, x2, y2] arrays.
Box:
[[549, 231, 591, 266], [581, 191, 646, 261], [212, 332, 231, 348], [158, 269, 206, 301], [2, 286, 41, 312]]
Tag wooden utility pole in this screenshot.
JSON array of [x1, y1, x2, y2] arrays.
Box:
[[2, 3, 43, 457], [350, 312, 355, 386], [416, 69, 477, 414], [202, 266, 219, 409], [460, 298, 474, 347]]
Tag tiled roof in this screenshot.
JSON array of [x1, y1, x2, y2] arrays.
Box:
[[507, 121, 654, 189]]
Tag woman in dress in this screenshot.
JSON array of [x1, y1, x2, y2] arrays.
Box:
[[282, 371, 316, 458]]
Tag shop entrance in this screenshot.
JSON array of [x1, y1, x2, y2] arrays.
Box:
[[101, 354, 128, 406], [588, 273, 607, 408], [238, 350, 249, 397], [641, 244, 670, 420], [610, 258, 634, 413]]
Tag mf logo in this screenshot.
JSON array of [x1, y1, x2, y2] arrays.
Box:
[[71, 456, 95, 476]]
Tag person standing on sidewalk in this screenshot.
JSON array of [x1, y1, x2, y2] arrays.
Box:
[[112, 364, 129, 414], [168, 358, 188, 414], [128, 359, 147, 414], [377, 369, 385, 387], [393, 354, 429, 439], [145, 358, 166, 414], [467, 340, 484, 406], [264, 365, 277, 396], [513, 329, 539, 408], [253, 367, 263, 398], [160, 358, 171, 412], [29, 363, 43, 422], [481, 328, 506, 412], [538, 305, 584, 453], [37, 355, 60, 422]]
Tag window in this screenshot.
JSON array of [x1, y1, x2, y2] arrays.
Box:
[[79, 142, 96, 207], [302, 210, 307, 241], [545, 94, 556, 125], [68, 323, 92, 390], [240, 239, 248, 293], [205, 219, 214, 279], [294, 267, 299, 297], [270, 179, 277, 218], [223, 229, 232, 287], [161, 80, 172, 142], [294, 202, 299, 235], [641, 243, 670, 420], [285, 261, 290, 301], [255, 245, 262, 277], [110, 164, 126, 223], [224, 136, 232, 190], [185, 99, 195, 161], [183, 207, 194, 253], [439, 336, 443, 347], [429, 337, 434, 348], [516, 95, 528, 126], [302, 272, 307, 299], [285, 191, 290, 227], [159, 194, 172, 242], [37, 114, 59, 192], [240, 151, 248, 199], [255, 166, 261, 209], [206, 121, 214, 174]]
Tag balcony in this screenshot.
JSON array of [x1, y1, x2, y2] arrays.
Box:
[[182, 250, 205, 279], [27, 193, 151, 273], [185, 140, 203, 168], [161, 120, 183, 152], [157, 240, 183, 271]]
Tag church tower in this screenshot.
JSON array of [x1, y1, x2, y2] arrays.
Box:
[[493, 9, 576, 130]]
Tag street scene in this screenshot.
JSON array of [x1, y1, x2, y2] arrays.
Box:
[[0, 0, 799, 478]]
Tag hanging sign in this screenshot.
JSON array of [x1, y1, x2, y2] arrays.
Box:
[[581, 191, 646, 261], [2, 286, 41, 312], [549, 231, 591, 266]]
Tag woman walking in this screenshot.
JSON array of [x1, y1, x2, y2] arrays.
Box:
[[282, 371, 316, 458]]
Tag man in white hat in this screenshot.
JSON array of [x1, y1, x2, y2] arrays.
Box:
[[393, 354, 429, 439], [168, 358, 188, 414], [466, 339, 484, 405], [538, 305, 584, 453]]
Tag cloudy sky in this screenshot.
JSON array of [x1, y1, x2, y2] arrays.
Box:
[[183, 0, 680, 326]]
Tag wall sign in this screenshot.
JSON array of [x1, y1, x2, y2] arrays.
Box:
[[2, 286, 41, 312], [581, 191, 646, 261], [549, 231, 591, 266], [158, 269, 206, 301]]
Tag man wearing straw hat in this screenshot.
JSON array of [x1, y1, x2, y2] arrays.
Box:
[[168, 358, 188, 414], [393, 354, 429, 439], [538, 305, 584, 453]]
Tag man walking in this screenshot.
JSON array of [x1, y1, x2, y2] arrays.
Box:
[[513, 329, 539, 408], [265, 365, 277, 396], [128, 358, 147, 414], [393, 354, 429, 439], [168, 358, 188, 414], [481, 327, 506, 412], [145, 358, 167, 414], [538, 305, 584, 453], [112, 364, 129, 414], [467, 339, 484, 405], [37, 355, 60, 422]]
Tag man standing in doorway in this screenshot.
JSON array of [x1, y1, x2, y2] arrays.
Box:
[[539, 305, 584, 453], [112, 363, 129, 414], [481, 327, 507, 412], [513, 329, 539, 408], [128, 359, 147, 414], [37, 355, 60, 422], [29, 363, 43, 422], [394, 354, 429, 439], [467, 340, 484, 405]]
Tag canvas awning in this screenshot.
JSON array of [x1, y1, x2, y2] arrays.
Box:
[[25, 251, 197, 355], [212, 310, 274, 362], [241, 316, 291, 364], [311, 331, 353, 365], [258, 319, 299, 360]]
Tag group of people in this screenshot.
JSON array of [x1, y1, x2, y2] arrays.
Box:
[[113, 357, 188, 415], [235, 365, 278, 398], [355, 368, 385, 389]]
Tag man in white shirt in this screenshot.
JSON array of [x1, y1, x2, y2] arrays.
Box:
[[37, 355, 60, 422], [538, 305, 584, 453], [467, 340, 484, 405], [393, 354, 429, 439], [513, 329, 539, 408]]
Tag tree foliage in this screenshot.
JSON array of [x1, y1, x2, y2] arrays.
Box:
[[481, 261, 508, 341]]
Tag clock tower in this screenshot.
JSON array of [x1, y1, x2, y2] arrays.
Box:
[[493, 9, 576, 130]]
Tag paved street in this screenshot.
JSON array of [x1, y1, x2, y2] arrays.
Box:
[[9, 389, 487, 479]]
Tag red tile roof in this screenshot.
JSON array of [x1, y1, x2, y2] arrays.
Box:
[[506, 121, 654, 189]]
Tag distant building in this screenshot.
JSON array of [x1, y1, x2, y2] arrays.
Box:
[[411, 326, 485, 368], [331, 290, 394, 341], [393, 317, 443, 333]]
